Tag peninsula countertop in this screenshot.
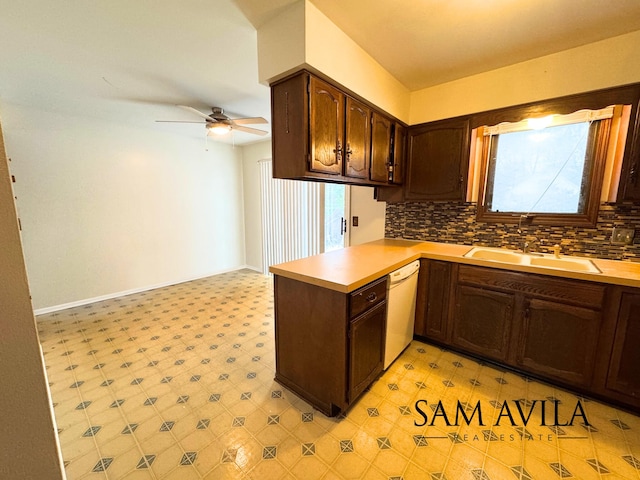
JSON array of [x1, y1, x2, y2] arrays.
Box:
[[268, 238, 640, 292]]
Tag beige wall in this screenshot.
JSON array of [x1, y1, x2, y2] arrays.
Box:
[[410, 30, 640, 124], [242, 140, 272, 271], [0, 120, 65, 478], [4, 103, 247, 311], [349, 186, 385, 246], [257, 0, 411, 121]]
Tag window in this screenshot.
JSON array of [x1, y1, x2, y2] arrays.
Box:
[[477, 107, 617, 227]]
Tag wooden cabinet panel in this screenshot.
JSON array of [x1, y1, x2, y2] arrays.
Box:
[[274, 275, 348, 416], [344, 97, 371, 179], [271, 73, 308, 180], [390, 123, 406, 185], [309, 76, 344, 175], [516, 298, 601, 387], [274, 274, 387, 416], [606, 292, 640, 400], [452, 285, 514, 362], [349, 301, 386, 402], [414, 260, 452, 342], [406, 117, 470, 201], [458, 265, 605, 309], [350, 276, 387, 319], [370, 112, 392, 183], [271, 71, 402, 186]]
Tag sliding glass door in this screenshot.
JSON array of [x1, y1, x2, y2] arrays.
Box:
[[323, 183, 349, 252]]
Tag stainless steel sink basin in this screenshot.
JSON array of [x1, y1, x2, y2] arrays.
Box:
[[464, 247, 601, 274]]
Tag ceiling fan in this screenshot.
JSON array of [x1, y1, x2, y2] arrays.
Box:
[[157, 105, 268, 136]]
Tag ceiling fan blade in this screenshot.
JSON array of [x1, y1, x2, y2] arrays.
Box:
[[233, 125, 268, 136], [231, 117, 268, 125], [155, 120, 204, 124], [178, 105, 216, 122]]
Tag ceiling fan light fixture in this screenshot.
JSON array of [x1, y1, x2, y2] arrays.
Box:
[[207, 122, 232, 135]]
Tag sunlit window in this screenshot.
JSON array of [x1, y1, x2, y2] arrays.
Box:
[[477, 108, 617, 226], [486, 122, 591, 214]]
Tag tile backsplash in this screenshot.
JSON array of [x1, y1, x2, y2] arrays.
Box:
[[385, 201, 640, 261]]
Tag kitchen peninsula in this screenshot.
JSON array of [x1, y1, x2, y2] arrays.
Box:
[[270, 239, 640, 416]]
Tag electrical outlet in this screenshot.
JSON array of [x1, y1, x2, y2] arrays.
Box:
[[352, 216, 359, 227], [611, 227, 635, 245]]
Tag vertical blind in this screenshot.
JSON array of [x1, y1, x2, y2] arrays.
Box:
[[259, 160, 321, 275]]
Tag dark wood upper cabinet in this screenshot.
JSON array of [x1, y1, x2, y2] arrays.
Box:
[[370, 112, 392, 183], [309, 76, 344, 175], [618, 104, 640, 201], [406, 117, 470, 201], [271, 71, 403, 187], [390, 123, 406, 185], [344, 97, 371, 179]]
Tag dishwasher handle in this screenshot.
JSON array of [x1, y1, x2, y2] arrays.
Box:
[[388, 261, 420, 285]]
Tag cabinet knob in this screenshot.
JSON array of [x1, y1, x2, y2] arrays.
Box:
[[345, 143, 353, 161], [333, 141, 343, 162], [366, 292, 377, 303]]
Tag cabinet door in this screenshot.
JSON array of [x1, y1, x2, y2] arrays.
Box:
[[391, 123, 406, 185], [607, 292, 640, 400], [415, 260, 452, 342], [619, 156, 640, 201], [406, 118, 470, 200], [517, 298, 601, 388], [309, 76, 344, 175], [344, 97, 371, 179], [452, 285, 513, 362], [370, 112, 392, 182], [349, 301, 386, 402]]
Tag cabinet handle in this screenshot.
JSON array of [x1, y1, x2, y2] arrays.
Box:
[[333, 141, 343, 163], [630, 161, 638, 185], [366, 292, 377, 303], [345, 143, 353, 162]]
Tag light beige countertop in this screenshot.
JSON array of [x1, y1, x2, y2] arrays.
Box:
[[269, 238, 640, 292]]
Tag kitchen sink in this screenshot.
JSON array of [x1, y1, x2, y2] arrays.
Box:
[[463, 247, 527, 265], [464, 247, 601, 274], [528, 255, 601, 273]]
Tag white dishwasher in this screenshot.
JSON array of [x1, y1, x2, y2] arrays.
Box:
[[384, 260, 420, 369]]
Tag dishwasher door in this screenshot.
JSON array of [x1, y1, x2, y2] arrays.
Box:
[[384, 260, 420, 369]]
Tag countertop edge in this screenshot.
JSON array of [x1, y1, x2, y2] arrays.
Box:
[[269, 240, 640, 292]]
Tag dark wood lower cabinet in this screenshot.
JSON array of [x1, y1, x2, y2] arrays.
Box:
[[414, 260, 453, 342], [452, 285, 514, 362], [349, 301, 386, 402], [416, 262, 640, 413], [273, 275, 386, 416], [516, 298, 601, 388], [605, 291, 640, 401]]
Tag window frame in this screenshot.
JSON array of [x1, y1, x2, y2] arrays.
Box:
[[476, 117, 611, 227], [468, 85, 640, 227]]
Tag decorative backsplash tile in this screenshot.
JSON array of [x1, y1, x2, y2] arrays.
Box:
[[385, 201, 640, 261]]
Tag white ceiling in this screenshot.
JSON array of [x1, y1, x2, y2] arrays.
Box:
[[2, 0, 640, 145]]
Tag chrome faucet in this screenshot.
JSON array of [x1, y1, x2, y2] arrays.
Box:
[[523, 241, 530, 253]]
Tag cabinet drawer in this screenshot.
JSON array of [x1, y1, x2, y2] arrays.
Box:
[[458, 265, 605, 309], [350, 277, 387, 319]]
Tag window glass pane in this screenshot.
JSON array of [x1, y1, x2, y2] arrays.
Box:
[[488, 122, 590, 214], [324, 183, 346, 252]]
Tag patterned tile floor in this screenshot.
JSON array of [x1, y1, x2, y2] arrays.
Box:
[[38, 269, 640, 479]]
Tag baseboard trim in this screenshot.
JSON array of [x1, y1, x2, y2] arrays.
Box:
[[34, 265, 266, 317]]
